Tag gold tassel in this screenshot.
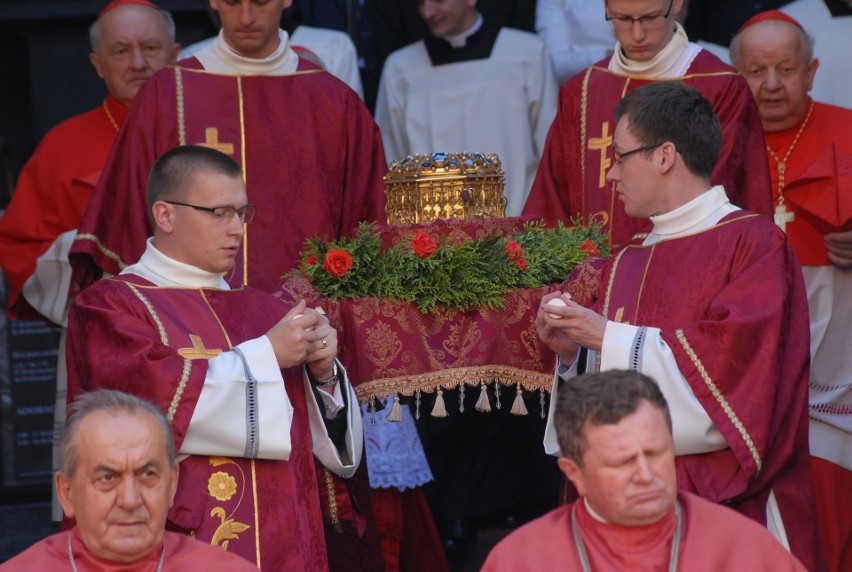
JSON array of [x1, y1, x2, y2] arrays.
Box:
[[475, 382, 491, 413], [385, 394, 402, 422], [431, 388, 448, 418], [510, 383, 528, 416]]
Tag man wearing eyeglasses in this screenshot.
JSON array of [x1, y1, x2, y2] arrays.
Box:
[[65, 145, 365, 570], [523, 0, 773, 250], [535, 82, 824, 571]]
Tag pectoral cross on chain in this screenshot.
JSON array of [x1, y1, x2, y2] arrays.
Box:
[[588, 121, 613, 189], [178, 334, 223, 360], [200, 128, 234, 156], [774, 202, 795, 232]]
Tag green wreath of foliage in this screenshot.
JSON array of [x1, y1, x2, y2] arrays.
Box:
[[296, 221, 610, 313]]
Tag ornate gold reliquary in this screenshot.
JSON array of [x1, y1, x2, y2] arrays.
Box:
[[384, 152, 507, 224]]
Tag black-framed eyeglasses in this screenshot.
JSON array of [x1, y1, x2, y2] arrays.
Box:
[[612, 143, 662, 166], [606, 0, 674, 31], [165, 200, 256, 224]]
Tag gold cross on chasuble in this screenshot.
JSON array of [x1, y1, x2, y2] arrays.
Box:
[[774, 202, 795, 232], [178, 334, 223, 359], [199, 128, 234, 156], [588, 121, 613, 189]]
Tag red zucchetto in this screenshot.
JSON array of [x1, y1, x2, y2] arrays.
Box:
[[98, 0, 160, 20], [738, 10, 804, 33]]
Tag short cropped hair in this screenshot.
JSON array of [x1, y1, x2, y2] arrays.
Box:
[[146, 144, 243, 211], [615, 81, 721, 179], [729, 21, 815, 71], [61, 389, 176, 477], [89, 7, 176, 52], [554, 370, 672, 466]]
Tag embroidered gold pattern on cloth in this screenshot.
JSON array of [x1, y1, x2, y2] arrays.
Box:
[[208, 471, 238, 502], [206, 457, 251, 550], [676, 330, 763, 472], [275, 275, 558, 418], [277, 218, 612, 418], [587, 121, 613, 189], [200, 127, 234, 155], [179, 334, 223, 360]]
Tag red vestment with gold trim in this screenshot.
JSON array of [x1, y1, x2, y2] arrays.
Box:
[[71, 58, 386, 293], [523, 51, 772, 248], [66, 274, 328, 571], [0, 96, 126, 321], [594, 212, 820, 570]]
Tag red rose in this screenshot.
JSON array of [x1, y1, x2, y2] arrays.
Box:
[[514, 257, 528, 270], [411, 231, 437, 259], [306, 254, 318, 266], [505, 239, 524, 261], [322, 249, 353, 278], [580, 239, 600, 257]]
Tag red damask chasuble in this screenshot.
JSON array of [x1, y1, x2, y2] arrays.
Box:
[[67, 275, 327, 571], [524, 52, 772, 248], [593, 212, 819, 570], [72, 59, 387, 293]]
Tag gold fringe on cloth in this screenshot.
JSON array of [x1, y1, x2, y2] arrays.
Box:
[[475, 382, 492, 413], [510, 383, 528, 416], [354, 365, 553, 420], [385, 394, 403, 422], [431, 389, 448, 418]]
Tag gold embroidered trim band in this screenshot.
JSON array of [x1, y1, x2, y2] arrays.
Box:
[[176, 67, 186, 146], [125, 283, 193, 423], [166, 359, 191, 423], [74, 233, 128, 270], [353, 365, 552, 402], [676, 329, 762, 471], [127, 283, 168, 345], [580, 67, 591, 197], [251, 459, 261, 570], [199, 289, 234, 349], [323, 468, 343, 534]]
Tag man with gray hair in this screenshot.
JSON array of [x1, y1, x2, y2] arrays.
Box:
[[0, 0, 180, 523], [0, 0, 180, 324], [483, 371, 808, 571], [731, 11, 852, 571], [0, 389, 256, 570]]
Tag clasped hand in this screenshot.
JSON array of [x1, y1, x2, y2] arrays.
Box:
[[267, 300, 337, 380], [825, 230, 852, 270], [535, 291, 608, 362]]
